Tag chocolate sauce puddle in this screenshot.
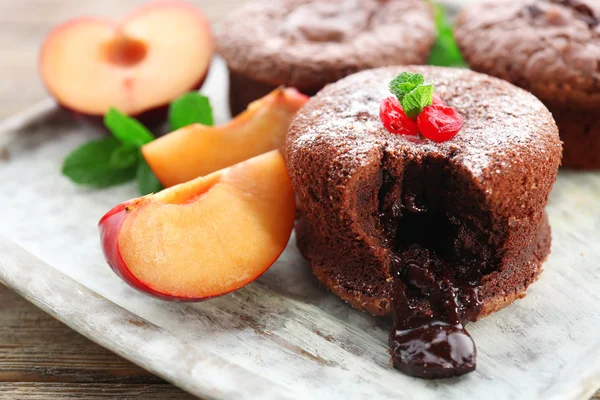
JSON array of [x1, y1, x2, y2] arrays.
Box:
[[389, 246, 482, 379]]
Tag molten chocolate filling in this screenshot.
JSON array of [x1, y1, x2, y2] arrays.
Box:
[[389, 246, 480, 379], [378, 159, 487, 379]]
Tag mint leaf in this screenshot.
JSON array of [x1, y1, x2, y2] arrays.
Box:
[[169, 92, 213, 130], [390, 72, 425, 100], [428, 4, 468, 67], [109, 143, 139, 169], [104, 108, 154, 146], [401, 84, 434, 119], [62, 137, 137, 188], [137, 158, 163, 195], [389, 71, 435, 118]]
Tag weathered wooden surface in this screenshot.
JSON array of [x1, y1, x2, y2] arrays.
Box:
[[1, 0, 600, 399], [0, 283, 194, 399], [0, 382, 196, 400]]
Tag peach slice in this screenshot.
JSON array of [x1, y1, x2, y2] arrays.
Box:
[[40, 1, 213, 120], [99, 151, 295, 300], [142, 87, 308, 187]]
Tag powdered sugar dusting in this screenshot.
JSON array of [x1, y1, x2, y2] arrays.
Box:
[[289, 66, 561, 179]]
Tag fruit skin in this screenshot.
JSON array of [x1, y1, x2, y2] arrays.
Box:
[[380, 97, 419, 136], [142, 87, 309, 187], [417, 105, 464, 142], [40, 1, 213, 125], [99, 200, 181, 300], [98, 150, 295, 301], [99, 198, 227, 301]]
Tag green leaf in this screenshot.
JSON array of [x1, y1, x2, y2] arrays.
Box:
[[390, 72, 425, 101], [136, 157, 163, 196], [109, 143, 139, 169], [62, 137, 137, 188], [428, 4, 468, 67], [169, 92, 214, 131], [104, 108, 155, 147], [401, 84, 434, 119]]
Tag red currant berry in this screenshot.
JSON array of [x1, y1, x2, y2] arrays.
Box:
[[431, 95, 446, 106], [380, 97, 419, 136], [417, 105, 464, 143]]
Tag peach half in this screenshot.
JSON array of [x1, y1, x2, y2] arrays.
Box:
[[99, 150, 295, 300], [40, 1, 213, 120], [142, 87, 308, 187]]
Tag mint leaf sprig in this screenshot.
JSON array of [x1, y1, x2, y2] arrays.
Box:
[[105, 108, 155, 147], [428, 4, 468, 68], [62, 92, 213, 195], [389, 72, 434, 119], [62, 137, 138, 188], [169, 92, 213, 130]]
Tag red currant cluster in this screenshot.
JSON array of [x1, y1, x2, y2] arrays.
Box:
[[380, 96, 463, 142]]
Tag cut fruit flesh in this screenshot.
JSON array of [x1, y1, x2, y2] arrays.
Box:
[[142, 87, 308, 187], [40, 2, 213, 116], [102, 150, 295, 299]]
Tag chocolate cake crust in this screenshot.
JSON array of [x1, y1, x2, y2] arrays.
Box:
[[454, 0, 600, 168], [454, 0, 600, 107], [286, 66, 562, 318], [217, 0, 436, 113]]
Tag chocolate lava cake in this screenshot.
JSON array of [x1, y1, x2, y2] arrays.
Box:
[[454, 0, 600, 169], [285, 66, 562, 378], [216, 0, 436, 115]]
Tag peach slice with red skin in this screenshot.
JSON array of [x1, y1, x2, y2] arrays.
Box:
[[142, 87, 309, 187], [39, 1, 213, 122], [99, 151, 295, 300]]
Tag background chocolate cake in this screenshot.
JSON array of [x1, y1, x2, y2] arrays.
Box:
[[454, 0, 600, 169], [217, 0, 436, 115]]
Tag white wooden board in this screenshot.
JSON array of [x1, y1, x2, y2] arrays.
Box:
[[1, 57, 600, 400]]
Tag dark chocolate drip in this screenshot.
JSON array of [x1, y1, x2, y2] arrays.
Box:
[[389, 246, 482, 379], [379, 157, 486, 379]]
